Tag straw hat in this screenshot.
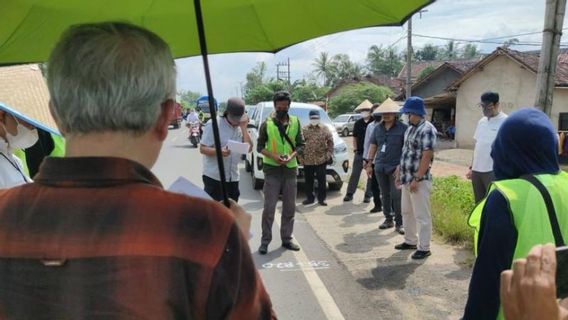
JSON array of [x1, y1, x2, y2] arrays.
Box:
[[374, 97, 401, 114], [0, 64, 60, 135], [353, 99, 373, 112]]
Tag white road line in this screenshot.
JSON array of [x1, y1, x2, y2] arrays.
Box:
[[273, 214, 345, 320]]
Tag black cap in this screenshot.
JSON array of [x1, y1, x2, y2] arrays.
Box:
[[309, 110, 320, 118], [273, 91, 291, 103], [480, 91, 499, 105], [226, 97, 245, 123]]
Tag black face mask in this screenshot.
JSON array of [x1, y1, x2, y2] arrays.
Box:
[[372, 113, 382, 122], [276, 110, 288, 119]]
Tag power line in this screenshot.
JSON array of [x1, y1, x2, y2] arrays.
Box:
[[413, 33, 568, 47], [480, 27, 568, 41]]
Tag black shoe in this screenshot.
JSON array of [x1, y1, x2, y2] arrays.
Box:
[[394, 242, 417, 250], [411, 250, 431, 260], [343, 194, 353, 202], [258, 244, 268, 255], [318, 201, 328, 206], [369, 207, 381, 213], [363, 197, 371, 203], [395, 225, 405, 235], [302, 199, 315, 205], [379, 220, 394, 229], [282, 242, 300, 251]]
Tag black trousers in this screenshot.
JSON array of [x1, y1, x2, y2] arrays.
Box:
[[304, 163, 327, 202], [203, 175, 240, 202], [369, 164, 382, 209]]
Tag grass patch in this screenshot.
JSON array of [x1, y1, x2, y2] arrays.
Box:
[[431, 176, 475, 247]]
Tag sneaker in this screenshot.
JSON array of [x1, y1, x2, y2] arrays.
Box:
[[394, 242, 417, 250], [258, 244, 268, 255], [379, 220, 394, 229], [282, 242, 301, 251], [302, 199, 315, 205], [369, 207, 381, 213], [318, 201, 328, 206], [411, 250, 431, 260], [395, 225, 405, 235], [363, 197, 371, 203], [343, 194, 353, 202]]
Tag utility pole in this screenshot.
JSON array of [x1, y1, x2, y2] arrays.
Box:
[[535, 0, 566, 116], [405, 10, 427, 100], [277, 59, 291, 86], [406, 18, 412, 99]]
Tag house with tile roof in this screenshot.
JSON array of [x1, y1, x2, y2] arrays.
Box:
[[448, 47, 568, 148]]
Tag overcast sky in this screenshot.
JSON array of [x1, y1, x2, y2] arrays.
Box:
[[175, 0, 565, 102]]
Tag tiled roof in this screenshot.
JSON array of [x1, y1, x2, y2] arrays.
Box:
[[0, 64, 58, 130]]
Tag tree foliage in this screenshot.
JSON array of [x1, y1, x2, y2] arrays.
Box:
[[415, 43, 440, 61], [328, 82, 393, 117], [178, 90, 202, 109], [366, 45, 403, 77]]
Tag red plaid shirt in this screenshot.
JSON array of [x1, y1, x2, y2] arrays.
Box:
[[0, 157, 275, 320]]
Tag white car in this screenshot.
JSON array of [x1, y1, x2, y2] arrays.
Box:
[[246, 102, 349, 190]]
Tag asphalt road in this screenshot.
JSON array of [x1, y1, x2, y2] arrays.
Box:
[[151, 125, 387, 320]]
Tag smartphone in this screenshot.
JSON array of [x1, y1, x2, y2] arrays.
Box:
[[556, 246, 568, 298]]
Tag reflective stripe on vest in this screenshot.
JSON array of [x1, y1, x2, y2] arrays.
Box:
[[468, 171, 568, 319], [263, 116, 299, 168]]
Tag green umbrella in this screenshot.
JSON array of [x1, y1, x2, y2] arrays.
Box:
[[0, 0, 435, 206]]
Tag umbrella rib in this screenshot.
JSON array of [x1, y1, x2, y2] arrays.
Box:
[[250, 4, 275, 50]]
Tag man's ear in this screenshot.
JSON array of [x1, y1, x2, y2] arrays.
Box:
[[154, 99, 174, 141]]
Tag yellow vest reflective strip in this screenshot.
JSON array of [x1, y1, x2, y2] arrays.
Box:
[[468, 172, 568, 319], [263, 116, 299, 168]]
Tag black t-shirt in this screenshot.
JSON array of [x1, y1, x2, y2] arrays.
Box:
[[353, 118, 371, 154]]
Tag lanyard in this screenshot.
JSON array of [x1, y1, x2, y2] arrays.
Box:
[[0, 152, 29, 183]]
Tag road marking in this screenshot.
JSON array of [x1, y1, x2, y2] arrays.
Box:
[[262, 260, 332, 271], [271, 213, 345, 320]]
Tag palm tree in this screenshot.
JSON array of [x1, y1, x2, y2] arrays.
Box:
[[313, 52, 332, 86], [444, 40, 458, 60]]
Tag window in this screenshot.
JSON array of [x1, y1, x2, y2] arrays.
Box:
[[560, 113, 568, 131]]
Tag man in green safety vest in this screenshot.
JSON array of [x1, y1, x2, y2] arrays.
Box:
[[15, 128, 65, 178], [463, 108, 568, 320], [256, 91, 304, 255]]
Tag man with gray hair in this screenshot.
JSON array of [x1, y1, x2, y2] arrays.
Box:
[[0, 22, 275, 319]]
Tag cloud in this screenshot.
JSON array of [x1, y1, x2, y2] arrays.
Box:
[[176, 0, 556, 102]]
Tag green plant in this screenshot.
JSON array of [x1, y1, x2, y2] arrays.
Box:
[[431, 176, 475, 247], [328, 82, 393, 117]]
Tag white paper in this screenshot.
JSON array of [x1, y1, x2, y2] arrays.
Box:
[[227, 140, 250, 154], [168, 177, 212, 200]]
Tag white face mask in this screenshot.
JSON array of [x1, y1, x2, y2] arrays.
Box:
[[310, 119, 320, 126], [400, 114, 409, 125], [361, 111, 370, 119], [6, 118, 39, 149]]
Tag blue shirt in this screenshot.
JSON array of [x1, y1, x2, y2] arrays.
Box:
[[399, 119, 437, 185], [201, 117, 243, 182], [370, 121, 408, 174], [363, 121, 378, 161]]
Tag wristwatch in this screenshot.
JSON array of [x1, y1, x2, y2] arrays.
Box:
[[413, 176, 425, 182]]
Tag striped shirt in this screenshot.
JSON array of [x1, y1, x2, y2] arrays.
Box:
[[0, 157, 275, 320]]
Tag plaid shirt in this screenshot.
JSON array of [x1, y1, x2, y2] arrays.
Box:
[[300, 124, 333, 166], [0, 157, 275, 320], [400, 120, 437, 185]]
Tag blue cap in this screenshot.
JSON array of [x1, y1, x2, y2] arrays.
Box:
[[400, 96, 426, 116]]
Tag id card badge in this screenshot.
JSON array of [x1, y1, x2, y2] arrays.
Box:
[[380, 144, 386, 153]]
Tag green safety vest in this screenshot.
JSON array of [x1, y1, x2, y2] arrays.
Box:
[[14, 133, 66, 176], [263, 116, 299, 169], [468, 171, 568, 320]]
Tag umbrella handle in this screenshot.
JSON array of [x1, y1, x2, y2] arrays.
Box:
[[194, 0, 230, 208]]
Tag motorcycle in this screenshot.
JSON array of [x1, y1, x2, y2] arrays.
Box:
[[187, 121, 201, 147]]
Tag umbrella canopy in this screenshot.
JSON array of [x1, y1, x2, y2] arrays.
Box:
[[0, 0, 434, 64], [354, 99, 373, 112], [0, 0, 436, 206]]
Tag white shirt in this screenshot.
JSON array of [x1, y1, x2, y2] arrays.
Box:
[[472, 112, 508, 172], [186, 112, 200, 123], [0, 143, 29, 188], [363, 121, 379, 161]]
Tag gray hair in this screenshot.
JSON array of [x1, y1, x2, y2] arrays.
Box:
[[47, 22, 176, 134]]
